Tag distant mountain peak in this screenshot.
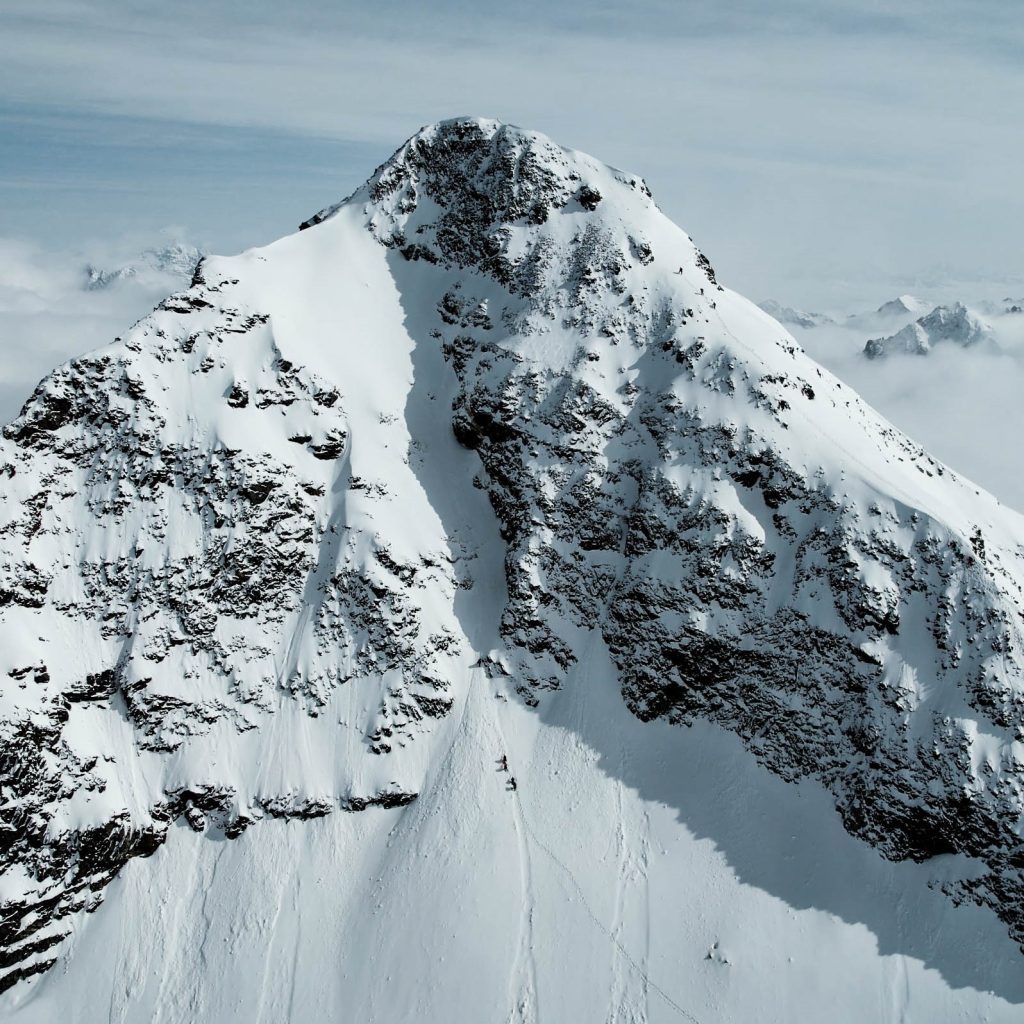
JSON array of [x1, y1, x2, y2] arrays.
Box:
[[82, 241, 203, 291], [864, 301, 994, 358], [758, 299, 833, 329], [875, 293, 925, 317]]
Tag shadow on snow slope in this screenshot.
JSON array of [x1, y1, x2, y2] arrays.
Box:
[[391, 252, 1024, 1007]]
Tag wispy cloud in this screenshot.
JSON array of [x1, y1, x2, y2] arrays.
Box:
[[0, 232, 196, 423], [1, 1, 1021, 305]]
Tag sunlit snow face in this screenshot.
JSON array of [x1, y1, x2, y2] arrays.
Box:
[[5, 227, 1023, 518], [3, 118, 1024, 1018]]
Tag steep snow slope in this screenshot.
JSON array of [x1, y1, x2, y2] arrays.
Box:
[[13, 683, 1024, 1024], [785, 299, 1024, 512], [3, 118, 1024, 1021]]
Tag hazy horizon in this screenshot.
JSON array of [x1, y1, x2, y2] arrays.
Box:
[[2, 1, 1022, 309]]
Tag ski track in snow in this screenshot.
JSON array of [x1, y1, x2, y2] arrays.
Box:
[[483, 678, 539, 1024], [890, 954, 910, 1024], [253, 851, 291, 1024], [515, 804, 699, 1024], [608, 781, 652, 1024], [492, 657, 699, 1024], [507, 793, 539, 1024], [290, 876, 304, 1024], [196, 840, 225, 984]]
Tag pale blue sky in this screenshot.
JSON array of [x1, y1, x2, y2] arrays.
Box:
[[2, 1, 1024, 511], [1, 0, 1022, 306]]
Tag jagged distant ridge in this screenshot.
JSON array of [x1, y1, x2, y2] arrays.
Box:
[[864, 302, 994, 359]]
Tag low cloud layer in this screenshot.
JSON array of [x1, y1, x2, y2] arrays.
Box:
[[797, 306, 1024, 514], [0, 233, 196, 423]]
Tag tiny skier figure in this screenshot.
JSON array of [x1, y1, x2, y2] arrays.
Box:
[[498, 754, 508, 772], [507, 776, 517, 792]]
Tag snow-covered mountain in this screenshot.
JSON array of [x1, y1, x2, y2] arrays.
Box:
[[875, 294, 927, 318], [4, 118, 1024, 1022], [756, 299, 833, 329], [977, 297, 1024, 316], [864, 302, 995, 359], [82, 243, 203, 291]]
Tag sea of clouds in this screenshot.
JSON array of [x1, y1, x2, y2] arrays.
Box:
[[0, 232, 198, 425]]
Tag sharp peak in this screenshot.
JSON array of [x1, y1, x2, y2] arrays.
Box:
[[300, 117, 654, 231], [407, 115, 530, 139], [387, 116, 594, 169]]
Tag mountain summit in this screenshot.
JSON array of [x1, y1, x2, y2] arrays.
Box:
[[3, 118, 1024, 1021]]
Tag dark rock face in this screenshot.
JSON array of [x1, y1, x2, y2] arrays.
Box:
[[0, 254, 459, 987], [445, 309, 1024, 941]]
